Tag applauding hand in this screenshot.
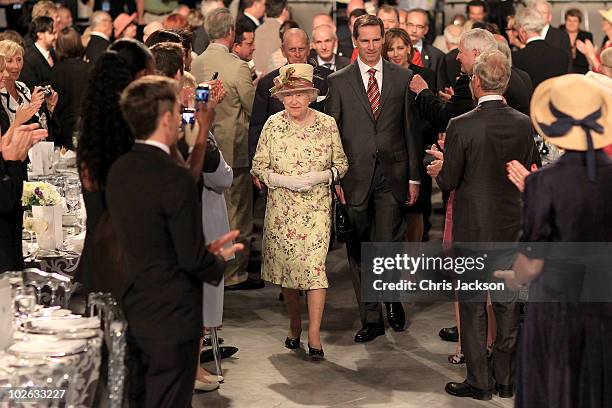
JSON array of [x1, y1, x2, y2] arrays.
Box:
[[425, 144, 444, 177], [208, 230, 245, 261]]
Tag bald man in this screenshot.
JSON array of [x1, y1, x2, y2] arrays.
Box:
[[312, 13, 335, 31], [347, 0, 365, 15], [248, 28, 333, 166], [311, 24, 349, 71]]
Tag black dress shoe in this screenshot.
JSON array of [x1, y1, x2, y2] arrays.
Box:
[[445, 381, 492, 400], [354, 325, 385, 343], [495, 383, 514, 398], [385, 302, 405, 331], [285, 337, 300, 349], [308, 344, 324, 360], [203, 336, 224, 347], [225, 278, 265, 291], [438, 326, 459, 342], [200, 346, 239, 363]]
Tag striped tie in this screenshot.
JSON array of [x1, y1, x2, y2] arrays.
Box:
[[366, 68, 380, 120]]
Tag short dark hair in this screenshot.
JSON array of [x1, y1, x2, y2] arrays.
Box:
[[120, 76, 178, 140], [150, 42, 184, 78], [466, 0, 488, 15], [406, 8, 430, 23], [377, 5, 399, 21], [29, 16, 54, 42], [235, 20, 254, 45], [349, 8, 367, 21], [565, 8, 583, 23], [265, 0, 287, 19], [279, 20, 300, 41], [352, 14, 384, 40], [109, 39, 155, 78], [144, 29, 182, 48], [55, 27, 84, 60]]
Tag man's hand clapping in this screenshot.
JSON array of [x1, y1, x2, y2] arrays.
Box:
[[425, 144, 444, 177], [207, 230, 245, 261]]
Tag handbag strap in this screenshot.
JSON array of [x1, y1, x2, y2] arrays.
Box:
[[329, 167, 341, 200]]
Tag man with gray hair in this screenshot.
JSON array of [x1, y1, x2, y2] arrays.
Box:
[[85, 11, 112, 64], [512, 6, 569, 88], [192, 8, 256, 288], [427, 49, 539, 401], [529, 0, 571, 59]]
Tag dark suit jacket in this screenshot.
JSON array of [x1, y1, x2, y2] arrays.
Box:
[[237, 13, 258, 33], [504, 67, 533, 116], [421, 42, 445, 74], [248, 64, 332, 165], [20, 45, 56, 90], [337, 25, 354, 59], [85, 34, 110, 64], [106, 143, 224, 340], [308, 50, 350, 71], [50, 57, 91, 149], [0, 154, 25, 273], [436, 100, 539, 242], [416, 74, 474, 133], [545, 25, 571, 58], [437, 48, 461, 92], [325, 60, 423, 206], [512, 39, 569, 89]]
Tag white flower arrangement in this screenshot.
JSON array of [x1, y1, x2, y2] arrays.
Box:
[[22, 182, 63, 209]]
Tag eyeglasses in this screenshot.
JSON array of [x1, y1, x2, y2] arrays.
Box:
[[406, 23, 426, 31]]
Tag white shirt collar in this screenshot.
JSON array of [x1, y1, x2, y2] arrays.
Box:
[[243, 12, 260, 27], [413, 39, 424, 53], [135, 139, 171, 155], [34, 42, 51, 64], [317, 55, 334, 68], [478, 95, 503, 105], [357, 56, 383, 76], [541, 24, 550, 39], [526, 35, 544, 44], [90, 31, 110, 41]]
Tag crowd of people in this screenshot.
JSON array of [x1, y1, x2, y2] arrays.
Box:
[[1, 0, 611, 407]]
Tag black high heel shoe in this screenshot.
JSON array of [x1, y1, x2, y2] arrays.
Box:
[[308, 344, 324, 360], [285, 336, 300, 349]]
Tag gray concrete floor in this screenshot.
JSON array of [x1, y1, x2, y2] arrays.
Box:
[[193, 189, 514, 408]]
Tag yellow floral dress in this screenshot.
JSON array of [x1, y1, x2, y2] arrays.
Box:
[[251, 110, 348, 290]]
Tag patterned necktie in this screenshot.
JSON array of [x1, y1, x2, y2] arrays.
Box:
[[366, 68, 380, 120], [323, 62, 333, 70]]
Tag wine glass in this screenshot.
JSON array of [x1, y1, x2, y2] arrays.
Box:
[[14, 286, 38, 322], [22, 210, 35, 256], [65, 182, 80, 215]]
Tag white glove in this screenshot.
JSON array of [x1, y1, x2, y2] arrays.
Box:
[[268, 171, 331, 192]]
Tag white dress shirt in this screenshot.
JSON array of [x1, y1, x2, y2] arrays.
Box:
[[357, 56, 383, 92], [317, 55, 335, 71], [34, 42, 52, 66], [477, 95, 503, 106], [413, 39, 424, 54], [135, 139, 171, 155]]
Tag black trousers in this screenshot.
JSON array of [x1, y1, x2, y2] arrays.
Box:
[[345, 164, 406, 326], [127, 333, 199, 408]]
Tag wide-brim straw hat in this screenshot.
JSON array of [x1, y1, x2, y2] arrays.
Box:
[[598, 8, 612, 24], [531, 74, 612, 152], [270, 63, 319, 98]]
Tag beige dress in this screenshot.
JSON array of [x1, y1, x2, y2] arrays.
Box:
[[251, 110, 348, 290]]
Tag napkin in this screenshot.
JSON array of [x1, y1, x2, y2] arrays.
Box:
[[30, 316, 100, 331], [9, 338, 87, 356], [28, 141, 54, 175]]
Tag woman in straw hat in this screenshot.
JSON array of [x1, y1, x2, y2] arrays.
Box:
[[497, 74, 612, 407], [251, 63, 348, 360]]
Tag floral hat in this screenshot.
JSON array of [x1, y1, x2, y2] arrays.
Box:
[[270, 63, 319, 98]]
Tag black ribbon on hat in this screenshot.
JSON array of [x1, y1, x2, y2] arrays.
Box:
[[538, 103, 604, 181]]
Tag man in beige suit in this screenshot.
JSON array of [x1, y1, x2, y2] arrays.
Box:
[[252, 0, 288, 75], [192, 8, 255, 286]]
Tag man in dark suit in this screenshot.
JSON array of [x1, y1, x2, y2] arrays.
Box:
[[325, 15, 422, 342], [428, 50, 538, 401], [310, 24, 350, 72], [405, 9, 444, 74], [106, 76, 241, 407], [512, 7, 569, 89], [237, 0, 264, 32], [85, 11, 113, 64], [248, 28, 332, 165], [437, 48, 460, 92], [531, 0, 571, 58], [20, 16, 57, 90]]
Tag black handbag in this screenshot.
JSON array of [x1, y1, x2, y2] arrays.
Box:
[[330, 167, 353, 243]]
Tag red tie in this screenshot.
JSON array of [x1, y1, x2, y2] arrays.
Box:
[[411, 49, 424, 67], [366, 68, 380, 120]]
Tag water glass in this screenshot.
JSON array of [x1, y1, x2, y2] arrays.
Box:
[[14, 286, 38, 320]]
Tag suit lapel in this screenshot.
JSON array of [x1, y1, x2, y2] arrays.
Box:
[[378, 61, 392, 116], [348, 62, 375, 121]]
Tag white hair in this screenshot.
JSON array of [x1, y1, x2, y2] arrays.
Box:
[[89, 11, 110, 29], [514, 6, 545, 34], [527, 0, 551, 13], [312, 24, 337, 41], [444, 24, 463, 46], [473, 50, 511, 94], [460, 28, 497, 54], [496, 40, 512, 65]]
